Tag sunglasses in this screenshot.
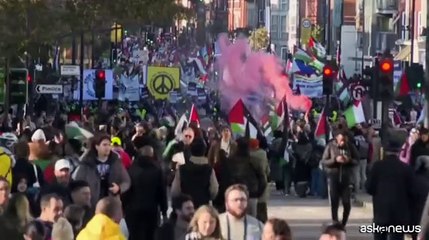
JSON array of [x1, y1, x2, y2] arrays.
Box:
[[184, 135, 193, 138]]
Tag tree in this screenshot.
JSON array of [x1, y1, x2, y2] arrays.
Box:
[[248, 27, 269, 51], [0, 0, 66, 63], [311, 24, 323, 42]]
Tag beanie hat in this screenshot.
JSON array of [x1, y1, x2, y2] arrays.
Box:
[[31, 129, 46, 142]]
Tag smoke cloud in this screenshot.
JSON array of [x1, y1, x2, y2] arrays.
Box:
[[217, 34, 312, 116]]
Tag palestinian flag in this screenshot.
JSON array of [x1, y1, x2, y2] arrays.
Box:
[[228, 99, 260, 138], [261, 115, 272, 137], [293, 48, 313, 63], [344, 101, 366, 128], [308, 36, 326, 60], [315, 108, 327, 139], [229, 99, 246, 135], [395, 71, 410, 97], [188, 104, 200, 126], [270, 98, 285, 130]]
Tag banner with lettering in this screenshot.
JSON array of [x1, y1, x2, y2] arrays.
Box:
[[293, 75, 323, 98]]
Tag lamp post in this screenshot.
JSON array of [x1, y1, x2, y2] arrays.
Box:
[[110, 23, 123, 68]]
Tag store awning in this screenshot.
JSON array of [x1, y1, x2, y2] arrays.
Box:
[[394, 45, 411, 61]]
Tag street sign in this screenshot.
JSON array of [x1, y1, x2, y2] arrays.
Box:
[[35, 84, 63, 94], [60, 65, 80, 76], [302, 19, 311, 28], [351, 84, 366, 101]]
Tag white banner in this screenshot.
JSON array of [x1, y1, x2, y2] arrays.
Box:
[[118, 73, 140, 101], [293, 75, 323, 97]]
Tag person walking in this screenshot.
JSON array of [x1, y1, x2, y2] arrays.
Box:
[[321, 130, 359, 227], [366, 146, 417, 240]]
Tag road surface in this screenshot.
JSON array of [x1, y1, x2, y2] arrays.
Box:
[[267, 190, 373, 240]]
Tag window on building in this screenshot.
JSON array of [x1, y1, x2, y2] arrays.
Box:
[[401, 11, 407, 40], [280, 0, 288, 10], [281, 47, 288, 61], [377, 16, 391, 32], [280, 16, 287, 40], [259, 9, 264, 23], [417, 11, 422, 38], [271, 15, 279, 39]]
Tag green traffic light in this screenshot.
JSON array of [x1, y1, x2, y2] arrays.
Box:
[[417, 82, 422, 88]]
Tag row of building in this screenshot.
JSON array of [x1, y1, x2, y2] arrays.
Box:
[[177, 0, 427, 77]]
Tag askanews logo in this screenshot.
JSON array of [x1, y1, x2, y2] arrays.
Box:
[[360, 224, 421, 234]]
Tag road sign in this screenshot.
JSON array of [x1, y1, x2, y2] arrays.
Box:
[[302, 19, 311, 28], [60, 65, 80, 76], [35, 84, 63, 94], [351, 84, 366, 101]]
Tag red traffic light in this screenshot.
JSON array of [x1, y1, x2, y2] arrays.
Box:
[[27, 75, 31, 82], [96, 70, 105, 79], [379, 59, 393, 73], [323, 66, 334, 77]]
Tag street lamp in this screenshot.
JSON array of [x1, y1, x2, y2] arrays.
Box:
[[110, 23, 123, 67], [110, 23, 123, 43]]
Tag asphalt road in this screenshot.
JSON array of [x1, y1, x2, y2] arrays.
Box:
[[267, 190, 373, 240]]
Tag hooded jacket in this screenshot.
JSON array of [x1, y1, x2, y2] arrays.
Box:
[[73, 151, 131, 206], [77, 214, 126, 240]]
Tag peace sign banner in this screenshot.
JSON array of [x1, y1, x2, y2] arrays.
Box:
[[147, 66, 180, 100]]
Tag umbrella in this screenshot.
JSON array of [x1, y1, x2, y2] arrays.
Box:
[[65, 122, 94, 139]]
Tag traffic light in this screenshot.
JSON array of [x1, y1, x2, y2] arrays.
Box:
[[407, 63, 424, 90], [377, 58, 394, 99], [111, 48, 118, 64], [94, 69, 106, 99], [322, 65, 335, 95], [8, 68, 29, 104]]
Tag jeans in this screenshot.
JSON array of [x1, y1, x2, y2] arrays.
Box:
[[310, 168, 321, 196], [282, 164, 293, 194], [353, 160, 367, 191], [328, 177, 351, 226]]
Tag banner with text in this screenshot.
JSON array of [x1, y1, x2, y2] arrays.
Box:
[[293, 75, 323, 98]]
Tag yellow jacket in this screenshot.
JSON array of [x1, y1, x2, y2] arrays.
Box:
[[0, 148, 12, 185], [77, 214, 126, 240]]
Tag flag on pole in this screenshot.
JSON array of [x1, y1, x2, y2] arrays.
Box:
[[270, 98, 285, 130], [344, 101, 366, 128], [188, 104, 200, 126], [229, 99, 246, 135], [174, 114, 188, 136], [261, 115, 272, 137], [308, 36, 326, 60], [396, 71, 410, 97], [315, 108, 328, 139]]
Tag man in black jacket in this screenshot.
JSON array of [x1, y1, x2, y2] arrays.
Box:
[[322, 130, 359, 227], [155, 194, 194, 240], [366, 146, 416, 240], [123, 145, 168, 240]]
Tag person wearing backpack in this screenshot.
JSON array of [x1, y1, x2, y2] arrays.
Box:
[[353, 128, 369, 192]]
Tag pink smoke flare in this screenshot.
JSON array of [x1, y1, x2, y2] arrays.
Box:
[[217, 34, 312, 114]]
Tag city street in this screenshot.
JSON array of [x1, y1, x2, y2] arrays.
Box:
[[267, 190, 373, 239]]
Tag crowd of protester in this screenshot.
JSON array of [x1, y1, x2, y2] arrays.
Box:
[[0, 111, 353, 240]]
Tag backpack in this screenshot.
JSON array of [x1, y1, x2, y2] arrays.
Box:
[[0, 148, 12, 185], [354, 135, 369, 160]]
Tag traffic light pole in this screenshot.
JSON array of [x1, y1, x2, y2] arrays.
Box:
[[79, 32, 84, 121], [425, 2, 429, 128]]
